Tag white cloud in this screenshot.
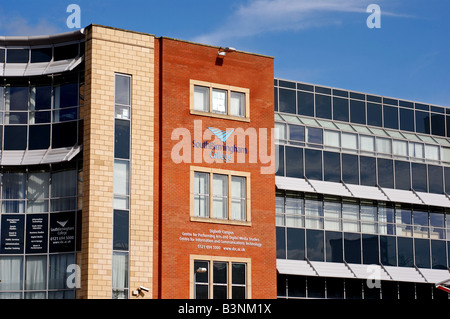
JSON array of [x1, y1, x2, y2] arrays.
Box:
[[193, 0, 407, 46], [0, 15, 62, 36]]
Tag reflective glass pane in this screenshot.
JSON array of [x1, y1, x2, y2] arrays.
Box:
[[383, 105, 398, 129], [31, 48, 52, 63], [350, 99, 366, 124], [398, 237, 413, 266], [285, 146, 303, 178], [380, 236, 397, 266], [289, 124, 305, 142], [7, 49, 29, 63], [360, 156, 376, 186], [306, 229, 324, 261], [333, 97, 349, 122], [325, 231, 343, 262], [342, 154, 358, 185], [28, 125, 50, 150], [394, 161, 410, 191], [8, 86, 28, 111], [4, 125, 27, 150], [115, 75, 131, 106], [230, 91, 245, 117], [287, 228, 305, 260], [54, 44, 78, 61], [304, 149, 322, 180], [431, 113, 445, 136], [297, 91, 314, 116], [399, 108, 414, 132], [412, 163, 427, 192], [377, 158, 394, 188], [278, 88, 296, 114], [315, 94, 331, 119], [367, 103, 382, 127], [115, 119, 130, 159], [212, 89, 227, 114], [323, 151, 340, 182], [344, 232, 361, 264], [415, 110, 430, 134]]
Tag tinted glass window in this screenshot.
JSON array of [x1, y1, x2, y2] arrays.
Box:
[[55, 82, 78, 108], [31, 48, 52, 63], [28, 125, 50, 150], [274, 87, 278, 111], [394, 161, 411, 190], [289, 124, 305, 142], [8, 86, 28, 110], [415, 238, 430, 268], [52, 121, 77, 148], [323, 151, 341, 182], [113, 210, 129, 251], [360, 156, 376, 186], [276, 227, 286, 258], [428, 165, 443, 194], [4, 125, 27, 150], [54, 44, 78, 61], [380, 235, 397, 266], [332, 97, 349, 122], [285, 146, 303, 178], [383, 105, 398, 129], [377, 158, 394, 188], [415, 110, 430, 134], [33, 86, 52, 110], [344, 232, 361, 264], [287, 228, 305, 260], [362, 234, 379, 265], [342, 154, 358, 185], [431, 113, 445, 136], [276, 145, 284, 176], [397, 237, 413, 267], [304, 149, 322, 180], [431, 240, 446, 269], [350, 100, 365, 124], [367, 103, 382, 127], [297, 91, 314, 116], [315, 94, 331, 119], [412, 163, 427, 192], [7, 49, 29, 63], [325, 231, 343, 262], [0, 48, 4, 63], [306, 229, 324, 261], [115, 119, 130, 159], [278, 88, 296, 114], [307, 127, 322, 145], [399, 108, 414, 132], [445, 167, 450, 193]]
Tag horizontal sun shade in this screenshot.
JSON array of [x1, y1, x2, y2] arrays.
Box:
[[380, 188, 424, 205], [0, 145, 81, 165], [2, 56, 83, 76], [308, 180, 352, 198], [345, 184, 389, 201], [276, 259, 317, 277], [414, 192, 450, 208], [309, 261, 355, 279], [418, 268, 450, 284], [346, 263, 391, 281], [275, 176, 315, 193], [383, 266, 426, 283]]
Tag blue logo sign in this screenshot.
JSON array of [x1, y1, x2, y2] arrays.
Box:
[[207, 127, 234, 143]]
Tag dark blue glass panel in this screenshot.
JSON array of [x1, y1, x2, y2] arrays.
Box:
[[377, 158, 394, 188], [306, 229, 324, 261], [323, 151, 340, 182], [383, 105, 398, 129], [52, 121, 77, 148], [4, 125, 27, 150], [395, 161, 410, 190], [380, 235, 397, 266], [297, 91, 314, 116], [362, 234, 379, 265], [350, 100, 366, 124], [115, 119, 130, 159], [428, 165, 443, 194], [276, 145, 284, 176], [287, 228, 305, 260], [278, 88, 296, 114], [399, 108, 414, 132], [113, 210, 129, 250], [342, 154, 358, 185], [415, 110, 430, 134], [431, 240, 447, 269], [285, 146, 303, 178], [276, 227, 286, 259], [325, 231, 343, 263], [431, 113, 445, 136], [304, 149, 322, 180], [398, 237, 413, 267], [360, 156, 376, 186], [367, 103, 382, 127], [315, 94, 331, 119], [344, 232, 361, 264], [414, 238, 430, 268], [29, 125, 50, 150], [333, 97, 349, 122], [412, 163, 427, 192]]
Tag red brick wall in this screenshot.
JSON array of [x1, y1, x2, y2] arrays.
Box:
[[154, 37, 275, 299]]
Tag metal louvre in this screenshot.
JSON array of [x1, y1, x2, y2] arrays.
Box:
[[383, 266, 426, 283], [0, 145, 80, 165], [415, 192, 450, 208], [276, 259, 317, 277], [308, 180, 352, 198], [309, 261, 355, 279], [417, 268, 450, 284], [380, 188, 424, 205], [346, 263, 391, 281], [275, 176, 315, 193], [345, 184, 389, 201]]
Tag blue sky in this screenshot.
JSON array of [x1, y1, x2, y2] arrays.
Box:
[[0, 0, 448, 107]]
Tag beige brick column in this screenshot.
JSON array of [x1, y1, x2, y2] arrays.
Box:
[[80, 25, 154, 299]]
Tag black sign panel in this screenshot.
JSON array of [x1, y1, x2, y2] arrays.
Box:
[[26, 214, 48, 254], [49, 211, 76, 253], [1, 215, 25, 254]]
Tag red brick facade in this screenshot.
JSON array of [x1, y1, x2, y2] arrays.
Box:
[[153, 37, 276, 298]]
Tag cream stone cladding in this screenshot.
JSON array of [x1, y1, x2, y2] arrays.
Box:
[[80, 25, 154, 299]]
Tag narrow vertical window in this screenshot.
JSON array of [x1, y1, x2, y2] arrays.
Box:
[[212, 174, 228, 219], [194, 172, 209, 217], [112, 73, 131, 299]]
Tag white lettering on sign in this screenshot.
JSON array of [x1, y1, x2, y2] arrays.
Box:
[[178, 228, 262, 252]]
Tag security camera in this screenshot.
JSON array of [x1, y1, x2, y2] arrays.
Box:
[[139, 286, 150, 292]]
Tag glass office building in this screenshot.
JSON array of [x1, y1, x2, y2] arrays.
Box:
[[0, 31, 84, 298], [274, 78, 450, 299]]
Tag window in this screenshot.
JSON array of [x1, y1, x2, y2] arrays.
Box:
[[191, 80, 249, 120], [191, 167, 250, 224], [192, 256, 250, 299]]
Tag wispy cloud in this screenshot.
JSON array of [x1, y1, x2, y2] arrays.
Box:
[[193, 0, 409, 46], [0, 15, 63, 36]]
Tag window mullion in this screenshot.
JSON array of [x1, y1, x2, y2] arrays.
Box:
[[209, 173, 213, 218]]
